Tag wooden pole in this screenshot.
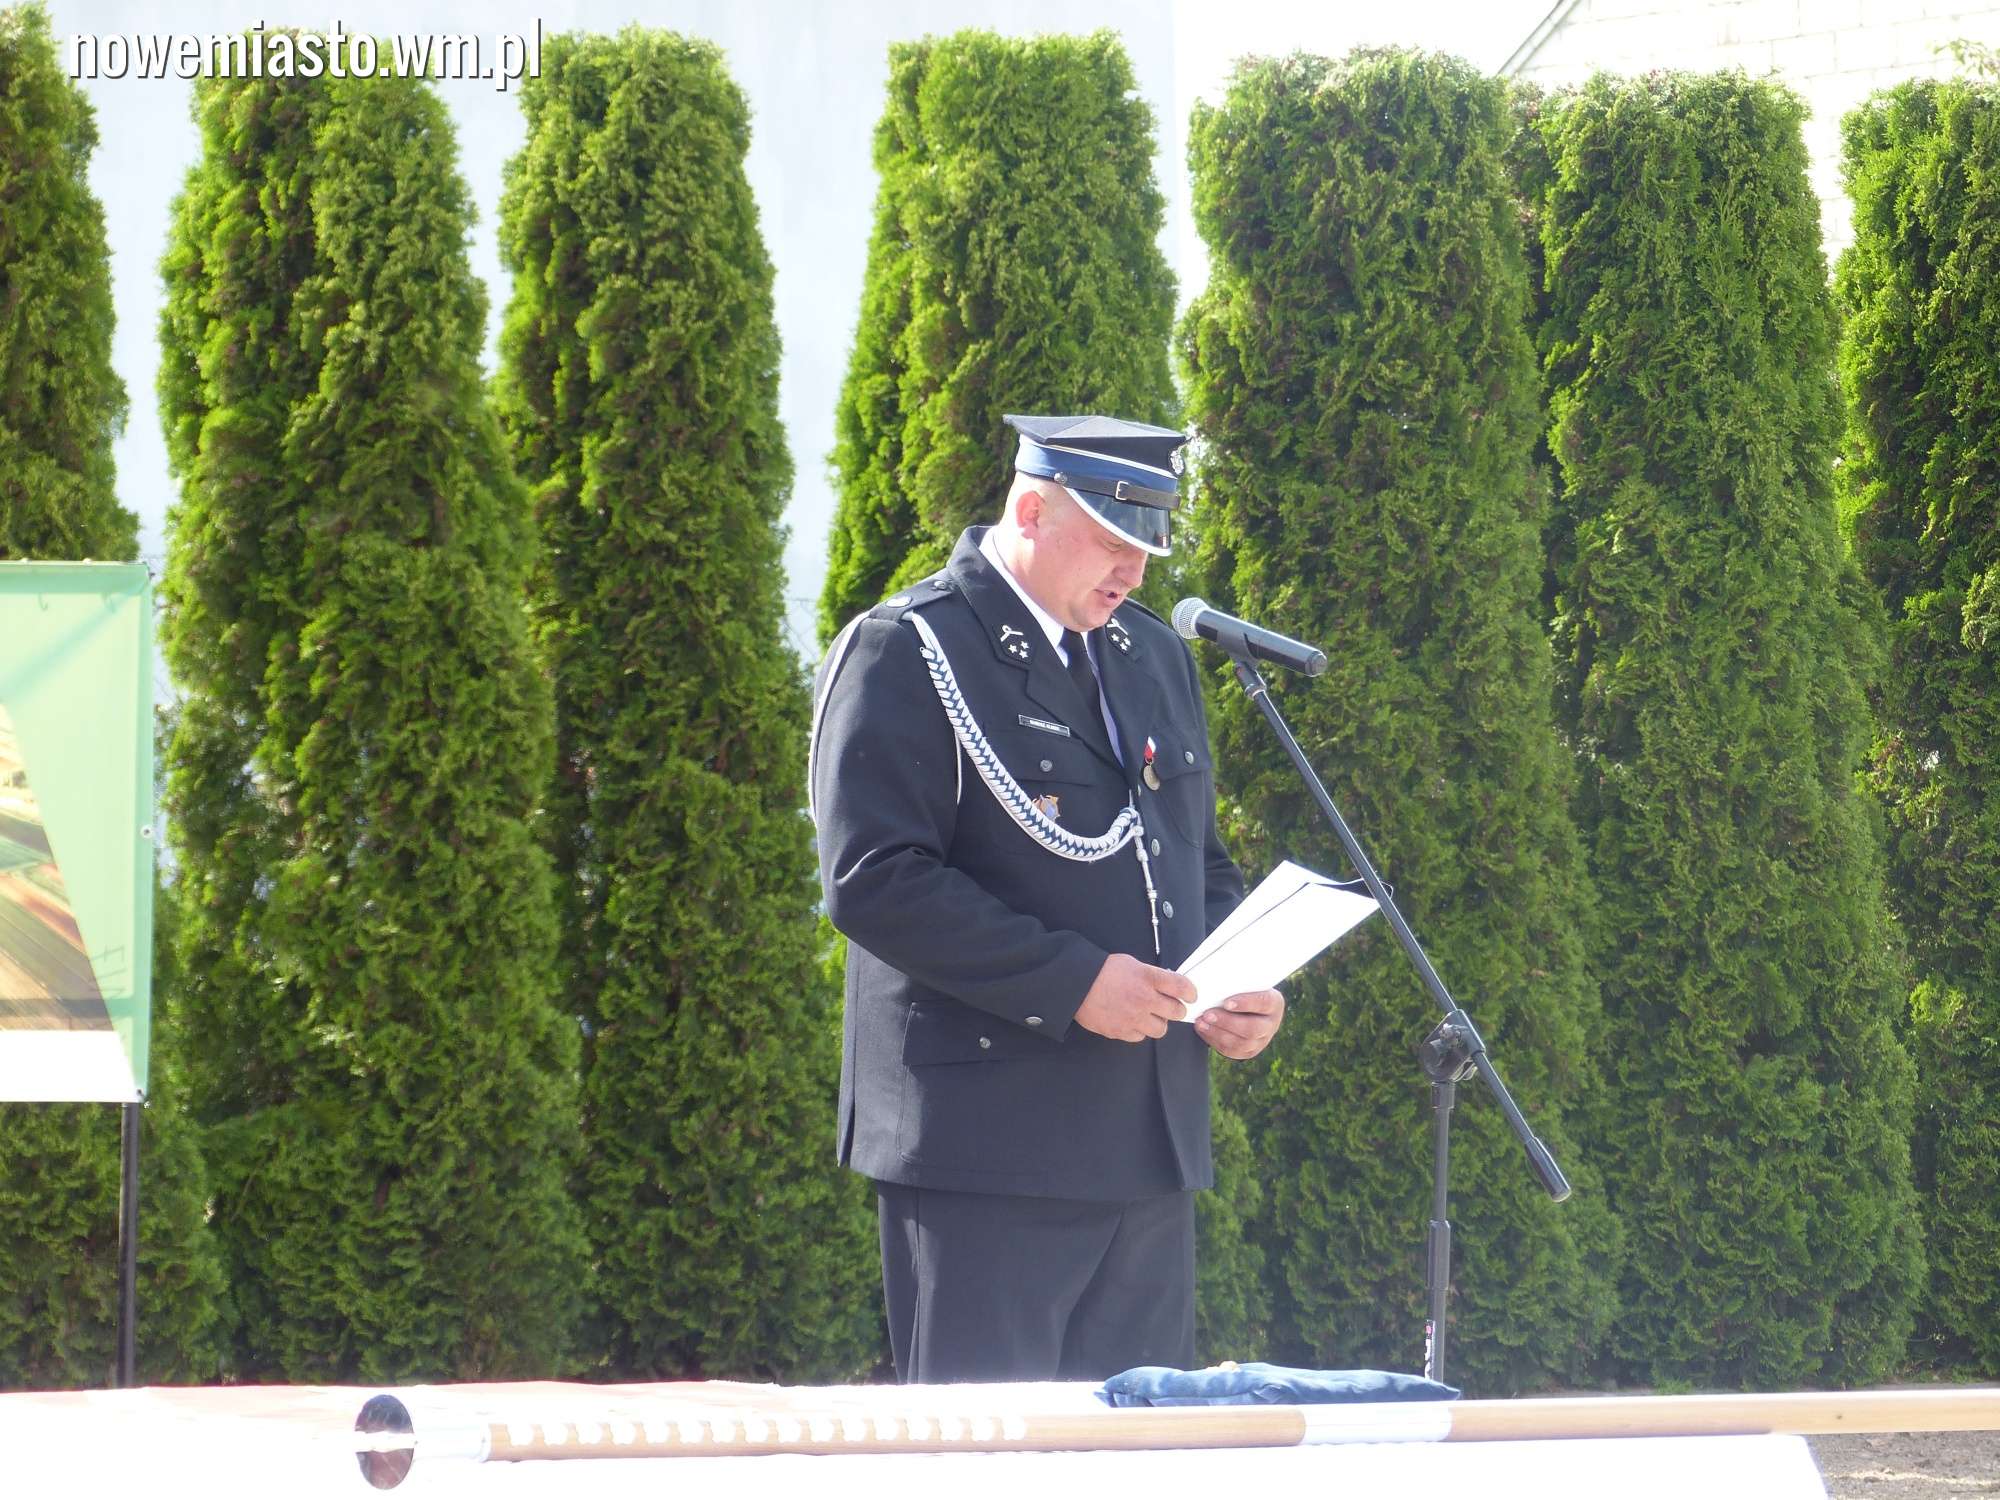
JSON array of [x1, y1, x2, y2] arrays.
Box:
[[355, 1384, 2000, 1486], [1443, 1388, 2000, 1442]]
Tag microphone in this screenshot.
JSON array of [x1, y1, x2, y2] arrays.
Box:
[[1172, 598, 1328, 677]]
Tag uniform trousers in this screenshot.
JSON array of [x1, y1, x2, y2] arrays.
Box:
[[875, 1181, 1196, 1384]]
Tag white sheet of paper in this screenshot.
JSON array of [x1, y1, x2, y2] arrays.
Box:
[[1175, 859, 1378, 1019]]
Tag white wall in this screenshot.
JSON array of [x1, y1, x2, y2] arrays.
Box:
[[1510, 0, 2000, 262]]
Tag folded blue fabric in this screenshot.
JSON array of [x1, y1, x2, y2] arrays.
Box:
[[1098, 1362, 1460, 1407]]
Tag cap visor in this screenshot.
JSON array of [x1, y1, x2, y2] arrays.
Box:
[[1063, 486, 1171, 557]]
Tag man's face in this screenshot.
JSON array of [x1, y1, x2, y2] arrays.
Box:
[[1016, 484, 1150, 631]]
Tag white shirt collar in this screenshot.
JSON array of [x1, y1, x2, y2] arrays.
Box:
[[979, 527, 1069, 656]]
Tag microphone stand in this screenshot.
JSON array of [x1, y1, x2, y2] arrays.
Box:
[[1222, 654, 1570, 1387]]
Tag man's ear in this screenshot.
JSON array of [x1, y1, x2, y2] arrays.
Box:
[[1014, 484, 1045, 538]]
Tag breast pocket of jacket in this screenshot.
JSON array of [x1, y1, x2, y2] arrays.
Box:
[[1147, 729, 1215, 847], [978, 730, 1112, 854]]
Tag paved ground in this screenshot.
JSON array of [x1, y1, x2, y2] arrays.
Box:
[[1812, 1431, 2000, 1496]]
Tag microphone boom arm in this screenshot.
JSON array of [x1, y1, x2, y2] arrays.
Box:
[[1223, 655, 1570, 1201], [1215, 649, 1571, 1386]]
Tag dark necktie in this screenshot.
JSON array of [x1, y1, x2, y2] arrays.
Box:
[[1061, 629, 1100, 715]]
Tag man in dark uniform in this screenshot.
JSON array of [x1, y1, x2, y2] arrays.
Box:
[[810, 413, 1283, 1384]]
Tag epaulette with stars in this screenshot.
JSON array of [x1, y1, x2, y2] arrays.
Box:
[[1101, 595, 1177, 659]]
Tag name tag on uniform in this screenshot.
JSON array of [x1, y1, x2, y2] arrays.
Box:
[[1018, 714, 1072, 737]]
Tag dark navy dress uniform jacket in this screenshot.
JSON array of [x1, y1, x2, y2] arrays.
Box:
[[812, 528, 1246, 1203]]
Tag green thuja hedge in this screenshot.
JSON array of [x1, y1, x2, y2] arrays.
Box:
[[1537, 72, 1921, 1386], [1181, 50, 1617, 1393], [496, 29, 878, 1381], [818, 29, 1178, 642], [0, 3, 131, 563], [0, 1, 226, 1386], [159, 52, 585, 1380], [0, 876, 232, 1388], [1839, 77, 2000, 1373], [1194, 1085, 1269, 1362]]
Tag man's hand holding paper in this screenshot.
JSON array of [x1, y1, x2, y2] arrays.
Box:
[[1176, 860, 1379, 1020], [1193, 987, 1286, 1059]]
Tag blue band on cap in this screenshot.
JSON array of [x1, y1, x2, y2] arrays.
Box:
[[1014, 437, 1179, 497], [1014, 435, 1176, 555]]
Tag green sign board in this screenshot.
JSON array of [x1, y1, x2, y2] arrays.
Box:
[[0, 563, 154, 1102]]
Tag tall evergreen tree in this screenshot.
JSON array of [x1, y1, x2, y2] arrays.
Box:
[[158, 48, 585, 1381], [818, 30, 1178, 642], [0, 1, 130, 561], [1180, 50, 1618, 1394], [0, 0, 226, 1386], [496, 28, 878, 1381], [1537, 72, 1921, 1386], [1838, 77, 2000, 1373]]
